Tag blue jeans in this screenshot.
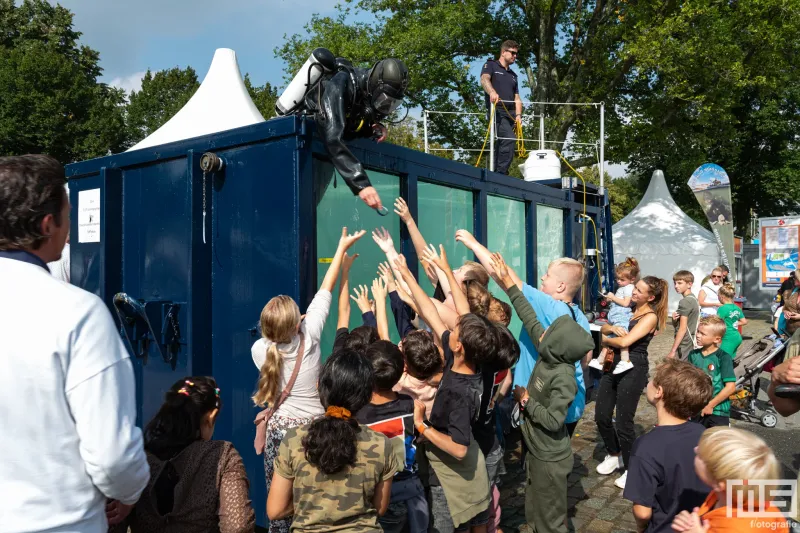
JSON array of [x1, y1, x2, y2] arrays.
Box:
[[380, 476, 428, 533]]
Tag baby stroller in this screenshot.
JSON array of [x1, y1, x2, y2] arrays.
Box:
[[728, 332, 788, 428]]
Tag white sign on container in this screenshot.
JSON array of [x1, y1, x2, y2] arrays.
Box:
[[78, 188, 101, 243]]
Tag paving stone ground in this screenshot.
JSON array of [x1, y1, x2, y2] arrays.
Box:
[[497, 310, 785, 533]]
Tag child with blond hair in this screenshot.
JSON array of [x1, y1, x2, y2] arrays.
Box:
[[717, 283, 748, 357], [590, 257, 640, 374], [671, 427, 788, 533], [687, 316, 736, 429], [251, 227, 365, 533]]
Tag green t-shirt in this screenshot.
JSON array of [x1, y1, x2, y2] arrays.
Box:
[[717, 303, 745, 355], [688, 348, 736, 417]]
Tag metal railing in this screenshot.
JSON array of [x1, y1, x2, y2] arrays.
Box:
[[422, 98, 606, 193]]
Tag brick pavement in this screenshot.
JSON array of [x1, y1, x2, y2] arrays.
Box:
[[497, 311, 776, 533]]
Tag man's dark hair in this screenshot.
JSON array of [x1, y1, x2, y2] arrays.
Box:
[[652, 359, 713, 419], [0, 154, 66, 251], [365, 340, 404, 391], [342, 325, 379, 354], [493, 324, 520, 369], [501, 40, 519, 52], [457, 313, 498, 366], [402, 330, 442, 380]]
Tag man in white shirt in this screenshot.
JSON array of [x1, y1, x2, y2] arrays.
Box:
[[48, 239, 70, 282], [0, 155, 149, 533]]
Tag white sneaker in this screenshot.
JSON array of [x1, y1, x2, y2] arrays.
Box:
[[613, 360, 634, 375], [614, 470, 628, 489], [588, 358, 605, 371], [596, 454, 624, 475]]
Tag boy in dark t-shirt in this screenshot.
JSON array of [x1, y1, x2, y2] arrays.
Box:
[[394, 255, 492, 533], [624, 359, 713, 533], [356, 340, 427, 533]]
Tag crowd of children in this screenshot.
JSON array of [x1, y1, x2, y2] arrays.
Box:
[[110, 207, 794, 533]]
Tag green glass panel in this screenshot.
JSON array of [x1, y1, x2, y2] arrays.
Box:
[[487, 196, 526, 336], [416, 182, 474, 295], [315, 161, 401, 359], [536, 204, 564, 289]]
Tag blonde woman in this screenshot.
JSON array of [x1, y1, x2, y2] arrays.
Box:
[[251, 227, 365, 533]]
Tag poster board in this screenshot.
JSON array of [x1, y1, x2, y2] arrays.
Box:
[[759, 216, 800, 290]]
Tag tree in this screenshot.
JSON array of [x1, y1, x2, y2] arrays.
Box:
[[244, 75, 279, 120], [276, 0, 800, 232], [0, 0, 127, 162], [125, 67, 200, 146]]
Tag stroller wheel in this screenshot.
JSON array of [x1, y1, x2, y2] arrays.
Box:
[[761, 412, 778, 428]]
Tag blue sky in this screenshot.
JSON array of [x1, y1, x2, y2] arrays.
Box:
[[60, 0, 343, 93]]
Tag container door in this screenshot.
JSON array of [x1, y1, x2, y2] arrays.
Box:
[[117, 159, 198, 426]]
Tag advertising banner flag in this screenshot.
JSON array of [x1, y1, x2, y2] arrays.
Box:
[[688, 163, 736, 285]]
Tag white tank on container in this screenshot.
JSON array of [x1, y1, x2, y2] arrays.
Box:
[[519, 149, 561, 181]]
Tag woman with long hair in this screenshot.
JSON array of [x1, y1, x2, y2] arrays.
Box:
[[594, 276, 669, 491], [251, 227, 365, 533], [267, 350, 398, 532], [109, 376, 255, 533]]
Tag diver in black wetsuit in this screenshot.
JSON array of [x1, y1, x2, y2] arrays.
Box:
[[296, 55, 409, 213]]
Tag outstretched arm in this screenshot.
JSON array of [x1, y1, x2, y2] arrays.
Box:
[[421, 244, 470, 316], [394, 255, 448, 345], [372, 278, 390, 341], [492, 252, 545, 346], [320, 228, 366, 294], [337, 253, 358, 329], [456, 229, 523, 289], [394, 197, 438, 285]]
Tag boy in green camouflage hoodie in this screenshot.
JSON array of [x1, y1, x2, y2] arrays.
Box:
[[491, 253, 594, 533]]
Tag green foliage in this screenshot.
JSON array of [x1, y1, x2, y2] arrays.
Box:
[[244, 75, 279, 120], [580, 166, 643, 223], [276, 0, 800, 233], [0, 0, 127, 162], [125, 67, 200, 146]]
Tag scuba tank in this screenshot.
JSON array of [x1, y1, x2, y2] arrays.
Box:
[[275, 48, 336, 116]]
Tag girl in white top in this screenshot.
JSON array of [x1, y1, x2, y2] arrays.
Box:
[[699, 268, 724, 316], [250, 227, 365, 533]]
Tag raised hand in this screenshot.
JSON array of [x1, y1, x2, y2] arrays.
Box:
[[394, 197, 412, 223], [393, 254, 410, 275], [489, 252, 514, 289], [342, 252, 359, 273], [455, 229, 478, 249], [421, 243, 450, 273], [371, 277, 388, 302], [350, 284, 372, 314], [371, 227, 395, 253], [339, 227, 367, 250], [378, 262, 396, 291]]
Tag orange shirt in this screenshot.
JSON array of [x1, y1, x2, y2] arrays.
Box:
[[697, 491, 789, 533]]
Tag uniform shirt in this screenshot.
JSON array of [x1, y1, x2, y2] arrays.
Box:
[[512, 284, 589, 424], [673, 294, 700, 358], [356, 394, 418, 480], [624, 422, 709, 533], [275, 424, 398, 533], [481, 59, 519, 118], [687, 348, 736, 417], [0, 254, 149, 533]]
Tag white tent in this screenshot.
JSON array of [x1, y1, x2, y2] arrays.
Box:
[[127, 48, 266, 151], [612, 170, 721, 312]]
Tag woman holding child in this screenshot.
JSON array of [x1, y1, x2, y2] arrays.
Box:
[[594, 275, 669, 490]]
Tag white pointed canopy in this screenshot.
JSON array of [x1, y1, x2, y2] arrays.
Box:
[[612, 170, 721, 311], [127, 48, 266, 151]]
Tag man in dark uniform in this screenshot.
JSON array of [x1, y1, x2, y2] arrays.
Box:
[[481, 40, 523, 175]]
